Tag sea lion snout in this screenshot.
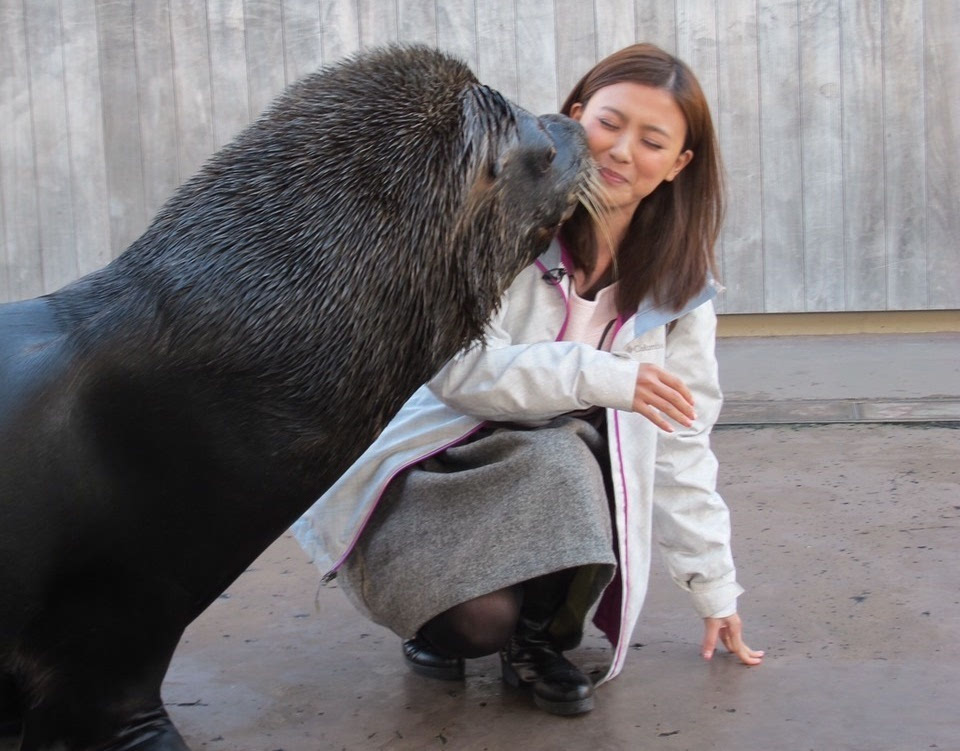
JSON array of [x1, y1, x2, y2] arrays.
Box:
[[490, 108, 591, 237], [504, 110, 588, 184], [538, 113, 592, 221]]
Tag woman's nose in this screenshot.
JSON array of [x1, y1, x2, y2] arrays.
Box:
[[608, 133, 630, 163]]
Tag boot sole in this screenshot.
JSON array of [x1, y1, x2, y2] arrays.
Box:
[[406, 659, 465, 681], [534, 693, 594, 716]]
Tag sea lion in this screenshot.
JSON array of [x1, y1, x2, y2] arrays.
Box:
[[0, 45, 591, 750]]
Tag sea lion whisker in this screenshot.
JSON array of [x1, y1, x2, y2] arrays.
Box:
[[576, 170, 617, 276]]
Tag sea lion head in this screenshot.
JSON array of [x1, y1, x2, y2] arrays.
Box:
[[249, 44, 594, 344]]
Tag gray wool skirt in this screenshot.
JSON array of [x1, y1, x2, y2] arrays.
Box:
[[336, 415, 618, 641]]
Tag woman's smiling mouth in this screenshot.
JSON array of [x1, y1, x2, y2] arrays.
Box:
[[599, 166, 628, 185]]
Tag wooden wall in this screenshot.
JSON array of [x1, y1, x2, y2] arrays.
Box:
[[1, 0, 957, 312]]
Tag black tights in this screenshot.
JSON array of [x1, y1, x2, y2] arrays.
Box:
[[418, 568, 576, 659], [420, 585, 522, 658]]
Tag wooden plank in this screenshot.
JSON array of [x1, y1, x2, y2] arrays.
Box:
[[24, 0, 78, 292], [134, 0, 180, 224], [676, 1, 719, 118], [397, 0, 436, 46], [61, 0, 112, 276], [798, 0, 843, 311], [169, 0, 215, 181], [715, 0, 762, 314], [96, 0, 148, 258], [436, 0, 477, 73], [554, 0, 596, 100], [595, 0, 635, 60], [206, 0, 251, 148], [0, 157, 7, 298], [676, 0, 730, 296], [634, 0, 676, 53], [282, 0, 323, 84], [475, 0, 516, 102], [515, 0, 557, 114], [757, 0, 804, 312], [0, 0, 43, 299], [244, 0, 287, 118], [882, 0, 926, 310], [320, 0, 360, 65], [841, 0, 885, 310], [923, 0, 960, 309], [357, 0, 397, 49]]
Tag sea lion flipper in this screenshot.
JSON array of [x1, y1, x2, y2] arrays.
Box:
[[14, 572, 192, 751], [19, 708, 189, 751], [0, 674, 19, 737], [95, 715, 190, 751], [19, 701, 189, 750]]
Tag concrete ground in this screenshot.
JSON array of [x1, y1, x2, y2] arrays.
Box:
[[3, 334, 958, 750], [716, 332, 960, 425], [717, 332, 960, 403]]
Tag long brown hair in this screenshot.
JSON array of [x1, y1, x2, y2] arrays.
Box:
[[560, 43, 724, 313]]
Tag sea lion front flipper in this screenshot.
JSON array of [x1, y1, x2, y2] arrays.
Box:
[[19, 707, 189, 751], [0, 674, 20, 737], [90, 711, 190, 751], [15, 570, 193, 751]]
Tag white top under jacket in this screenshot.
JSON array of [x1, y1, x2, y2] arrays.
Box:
[[293, 238, 744, 685]]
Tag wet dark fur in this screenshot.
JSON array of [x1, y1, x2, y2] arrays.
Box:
[[0, 46, 588, 750]]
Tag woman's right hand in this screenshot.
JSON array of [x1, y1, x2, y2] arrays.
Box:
[[632, 364, 696, 432]]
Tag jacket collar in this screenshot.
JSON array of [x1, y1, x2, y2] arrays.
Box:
[[535, 239, 718, 337], [630, 279, 718, 337]]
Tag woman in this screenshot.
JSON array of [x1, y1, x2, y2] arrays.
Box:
[[294, 43, 763, 716]]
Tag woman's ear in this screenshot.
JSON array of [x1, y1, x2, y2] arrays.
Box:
[[666, 149, 693, 182], [569, 102, 584, 121]]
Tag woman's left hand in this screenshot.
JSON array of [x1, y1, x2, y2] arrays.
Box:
[[701, 613, 764, 666]]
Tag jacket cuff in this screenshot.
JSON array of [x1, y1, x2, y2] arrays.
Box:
[[689, 580, 745, 619], [708, 601, 739, 619], [581, 354, 639, 412]]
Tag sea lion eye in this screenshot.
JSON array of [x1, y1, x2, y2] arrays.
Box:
[[535, 145, 557, 174], [522, 144, 557, 176]]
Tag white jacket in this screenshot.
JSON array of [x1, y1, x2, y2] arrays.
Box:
[[294, 239, 743, 684]]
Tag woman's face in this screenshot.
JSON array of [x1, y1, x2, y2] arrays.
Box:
[[570, 82, 693, 216]]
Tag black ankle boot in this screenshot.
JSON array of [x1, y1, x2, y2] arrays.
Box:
[[402, 634, 465, 681], [500, 569, 593, 716], [500, 618, 594, 715]]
